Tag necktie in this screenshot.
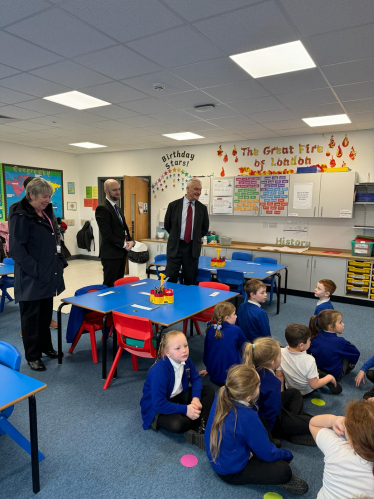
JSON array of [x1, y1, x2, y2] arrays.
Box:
[[114, 204, 123, 226], [184, 202, 192, 244]]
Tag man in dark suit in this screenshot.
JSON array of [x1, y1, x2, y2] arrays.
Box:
[[95, 179, 134, 287], [164, 178, 209, 285]]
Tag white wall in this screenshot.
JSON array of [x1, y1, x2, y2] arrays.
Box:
[[77, 129, 374, 254], [0, 141, 80, 255]]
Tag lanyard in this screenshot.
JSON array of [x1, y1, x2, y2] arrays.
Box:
[[43, 211, 57, 245]]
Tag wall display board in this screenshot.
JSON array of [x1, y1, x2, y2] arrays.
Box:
[[2, 163, 64, 220], [234, 176, 260, 216], [259, 175, 289, 217], [211, 177, 234, 215], [0, 164, 4, 221]]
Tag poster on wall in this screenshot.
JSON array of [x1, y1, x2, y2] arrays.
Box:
[[234, 176, 260, 214], [199, 188, 210, 205], [293, 183, 313, 210], [213, 197, 233, 214], [212, 178, 234, 196], [2, 163, 64, 220]]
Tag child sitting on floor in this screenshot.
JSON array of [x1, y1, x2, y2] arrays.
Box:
[[236, 279, 271, 342], [309, 310, 360, 382], [242, 338, 315, 447], [355, 354, 374, 401], [314, 279, 336, 315], [309, 400, 374, 499], [204, 364, 308, 496], [278, 323, 342, 395], [140, 330, 215, 449], [201, 301, 246, 386]]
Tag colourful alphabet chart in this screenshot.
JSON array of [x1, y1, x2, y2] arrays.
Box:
[[260, 175, 289, 216], [234, 176, 260, 216]]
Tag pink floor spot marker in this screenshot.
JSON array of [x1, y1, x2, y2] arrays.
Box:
[[180, 454, 198, 467]]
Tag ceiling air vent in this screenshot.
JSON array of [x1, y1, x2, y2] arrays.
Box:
[[0, 115, 19, 124]]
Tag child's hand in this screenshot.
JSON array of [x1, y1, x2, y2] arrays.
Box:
[[191, 397, 202, 410], [187, 404, 201, 420], [199, 369, 208, 377], [328, 375, 337, 387], [355, 370, 366, 387], [332, 416, 346, 436]]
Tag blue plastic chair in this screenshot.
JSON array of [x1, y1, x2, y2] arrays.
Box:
[[0, 258, 14, 313], [0, 341, 44, 462], [253, 257, 278, 305], [217, 269, 245, 297], [232, 251, 253, 262], [154, 253, 167, 280], [195, 269, 211, 283]]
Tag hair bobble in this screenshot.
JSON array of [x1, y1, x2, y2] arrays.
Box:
[[253, 344, 255, 349], [213, 324, 222, 331], [206, 321, 212, 328]]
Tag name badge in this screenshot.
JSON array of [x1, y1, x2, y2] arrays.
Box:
[[57, 245, 61, 253]]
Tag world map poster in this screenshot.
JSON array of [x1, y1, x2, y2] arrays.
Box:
[[1, 163, 64, 221]]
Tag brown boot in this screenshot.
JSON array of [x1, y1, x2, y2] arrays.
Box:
[[50, 319, 58, 329]]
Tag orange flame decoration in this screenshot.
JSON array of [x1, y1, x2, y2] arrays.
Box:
[[238, 167, 295, 175], [221, 167, 225, 176], [342, 161, 347, 168], [232, 145, 237, 156], [223, 153, 228, 163], [336, 145, 343, 158], [217, 145, 223, 157], [328, 135, 335, 148], [330, 158, 336, 167], [349, 146, 357, 160], [342, 134, 349, 147], [235, 156, 239, 163], [326, 149, 331, 157]]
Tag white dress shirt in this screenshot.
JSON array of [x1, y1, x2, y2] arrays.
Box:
[[169, 358, 186, 398], [180, 196, 195, 240]]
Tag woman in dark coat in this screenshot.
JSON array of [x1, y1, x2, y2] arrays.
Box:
[[9, 178, 66, 371]]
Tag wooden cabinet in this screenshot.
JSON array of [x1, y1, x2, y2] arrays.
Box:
[[310, 256, 347, 297], [279, 254, 312, 292], [143, 241, 167, 262], [288, 173, 321, 218], [319, 172, 356, 218]]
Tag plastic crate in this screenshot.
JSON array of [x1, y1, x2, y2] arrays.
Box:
[[346, 285, 369, 293], [297, 167, 318, 174], [371, 294, 374, 300], [347, 278, 370, 286], [348, 266, 371, 274], [355, 193, 374, 202], [220, 236, 232, 246], [207, 235, 219, 243], [351, 240, 374, 256], [347, 272, 368, 279], [322, 167, 349, 172], [348, 260, 371, 267]]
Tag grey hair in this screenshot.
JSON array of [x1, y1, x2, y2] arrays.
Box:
[[186, 178, 202, 188], [25, 177, 53, 200]]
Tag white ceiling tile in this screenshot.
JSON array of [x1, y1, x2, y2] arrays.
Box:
[[334, 81, 374, 102], [61, 0, 183, 43], [249, 109, 297, 123], [0, 87, 36, 104], [87, 120, 134, 132], [29, 116, 72, 126], [199, 129, 237, 137], [143, 124, 195, 134], [173, 121, 220, 132], [263, 119, 310, 130], [240, 131, 280, 139], [0, 31, 62, 70], [207, 133, 246, 142], [228, 124, 271, 133], [51, 110, 109, 124], [321, 59, 374, 86], [171, 57, 251, 89], [6, 121, 54, 131], [0, 125, 30, 134], [158, 89, 220, 110], [122, 71, 195, 96], [349, 111, 374, 122], [187, 104, 240, 120], [276, 88, 338, 108], [83, 82, 148, 103], [355, 120, 374, 130], [0, 105, 45, 120], [85, 105, 139, 120], [0, 64, 21, 79], [127, 26, 223, 68], [280, 0, 374, 37], [148, 111, 202, 124], [344, 98, 374, 113], [31, 60, 112, 88], [5, 9, 115, 58], [0, 73, 70, 98], [309, 123, 357, 133], [203, 80, 269, 103], [119, 98, 179, 115], [291, 103, 346, 118], [305, 24, 374, 66], [15, 98, 68, 115], [193, 1, 297, 54], [206, 115, 256, 127], [259, 68, 328, 95], [0, 0, 51, 27], [118, 115, 167, 127], [162, 0, 262, 22], [75, 45, 161, 81], [229, 96, 285, 115], [277, 128, 318, 136]]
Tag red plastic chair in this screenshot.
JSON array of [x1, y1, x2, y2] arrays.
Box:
[[114, 276, 140, 286], [183, 282, 230, 336], [103, 312, 157, 389], [68, 289, 113, 363]]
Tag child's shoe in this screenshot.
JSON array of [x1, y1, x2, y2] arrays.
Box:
[[184, 429, 205, 450], [288, 434, 316, 447], [279, 475, 309, 495], [326, 380, 342, 395]]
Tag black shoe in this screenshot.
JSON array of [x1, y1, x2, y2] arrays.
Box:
[[288, 434, 317, 447], [326, 381, 342, 395], [184, 429, 206, 451], [42, 350, 64, 359], [279, 475, 309, 495], [195, 417, 206, 435], [28, 359, 46, 371], [363, 387, 374, 401]]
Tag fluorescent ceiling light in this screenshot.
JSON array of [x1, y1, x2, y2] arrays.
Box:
[[302, 114, 351, 127], [162, 132, 205, 140], [44, 91, 111, 110], [69, 142, 107, 149], [230, 41, 316, 78]]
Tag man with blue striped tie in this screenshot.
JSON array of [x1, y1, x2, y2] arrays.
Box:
[[95, 179, 135, 287]]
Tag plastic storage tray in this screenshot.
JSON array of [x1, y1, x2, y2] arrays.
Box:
[[346, 285, 369, 293], [347, 278, 369, 286], [351, 240, 374, 257], [347, 272, 368, 279], [348, 260, 371, 267], [348, 266, 371, 274], [220, 236, 232, 246], [207, 235, 219, 243]]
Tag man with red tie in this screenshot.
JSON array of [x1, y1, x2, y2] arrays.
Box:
[[95, 179, 135, 287], [164, 178, 209, 285]]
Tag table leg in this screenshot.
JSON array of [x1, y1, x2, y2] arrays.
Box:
[[28, 395, 40, 494], [284, 267, 288, 303], [276, 273, 282, 315], [57, 303, 68, 365], [156, 326, 165, 352], [190, 319, 193, 337], [102, 313, 110, 380], [113, 323, 117, 380]]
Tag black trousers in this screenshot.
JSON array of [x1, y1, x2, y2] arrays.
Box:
[[20, 298, 54, 362], [101, 256, 126, 288], [366, 369, 374, 383], [217, 456, 292, 486], [319, 357, 355, 382], [166, 240, 199, 285], [272, 389, 312, 439], [156, 385, 215, 434]]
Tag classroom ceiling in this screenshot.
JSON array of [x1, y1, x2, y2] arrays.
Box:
[[0, 0, 373, 155]]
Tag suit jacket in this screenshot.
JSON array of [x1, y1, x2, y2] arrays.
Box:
[[164, 197, 209, 259], [95, 199, 133, 260]]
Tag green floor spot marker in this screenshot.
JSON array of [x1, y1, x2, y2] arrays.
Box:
[[264, 493, 283, 499], [311, 398, 325, 406]]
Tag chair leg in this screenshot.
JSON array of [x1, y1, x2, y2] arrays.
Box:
[[88, 328, 98, 364], [192, 318, 201, 335], [269, 281, 274, 306], [0, 418, 45, 462], [103, 347, 123, 389], [131, 354, 139, 371], [182, 319, 188, 336], [68, 325, 85, 354]]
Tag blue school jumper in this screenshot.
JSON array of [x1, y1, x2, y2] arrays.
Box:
[[204, 395, 292, 475], [236, 301, 271, 342], [257, 369, 281, 430], [140, 357, 202, 430], [309, 330, 360, 379], [360, 355, 374, 373], [314, 300, 334, 316], [203, 322, 246, 385]]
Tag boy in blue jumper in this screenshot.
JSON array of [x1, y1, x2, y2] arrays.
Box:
[[355, 354, 374, 401], [314, 279, 336, 315], [236, 279, 271, 342]]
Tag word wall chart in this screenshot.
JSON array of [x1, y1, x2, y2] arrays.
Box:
[[259, 175, 289, 216], [234, 176, 260, 216]]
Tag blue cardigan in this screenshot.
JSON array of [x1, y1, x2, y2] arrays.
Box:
[[236, 301, 271, 342], [203, 322, 246, 385], [140, 357, 202, 430], [204, 396, 292, 475], [360, 355, 374, 373], [314, 300, 334, 316], [309, 330, 360, 379], [257, 369, 281, 430]]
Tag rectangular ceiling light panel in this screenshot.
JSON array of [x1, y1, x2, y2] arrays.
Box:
[[162, 132, 205, 140], [302, 114, 351, 127], [44, 91, 111, 110], [69, 142, 107, 148]]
